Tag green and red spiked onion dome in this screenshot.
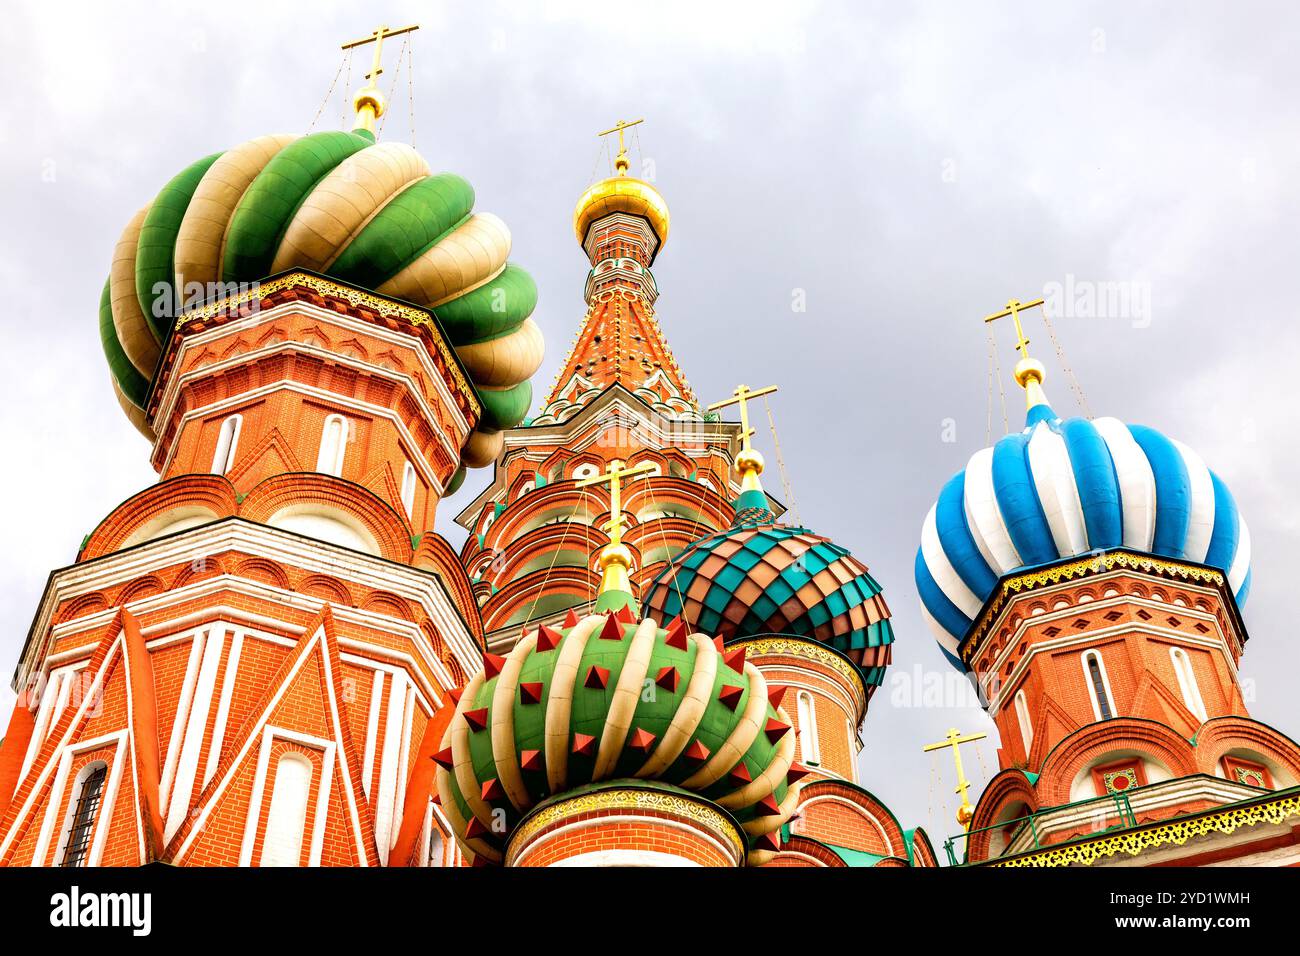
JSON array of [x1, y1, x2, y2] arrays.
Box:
[[98, 130, 542, 472], [642, 486, 895, 696], [435, 608, 808, 866]]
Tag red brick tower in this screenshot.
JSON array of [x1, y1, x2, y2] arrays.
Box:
[[960, 552, 1300, 866], [916, 308, 1300, 867], [0, 274, 494, 867], [0, 38, 543, 867], [456, 122, 764, 650]]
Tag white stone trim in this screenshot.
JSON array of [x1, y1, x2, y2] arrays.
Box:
[[190, 625, 369, 866], [20, 518, 478, 690], [40, 733, 129, 868], [511, 813, 739, 867], [550, 849, 702, 867], [204, 629, 244, 788], [158, 629, 206, 813], [361, 669, 385, 799], [164, 623, 227, 840], [152, 298, 472, 465]]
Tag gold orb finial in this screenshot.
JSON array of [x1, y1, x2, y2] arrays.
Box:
[[340, 23, 419, 136], [1013, 356, 1046, 388], [736, 447, 765, 477]]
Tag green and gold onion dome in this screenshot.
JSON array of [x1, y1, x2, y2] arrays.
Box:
[[642, 449, 895, 696], [435, 609, 807, 866], [98, 128, 543, 473]]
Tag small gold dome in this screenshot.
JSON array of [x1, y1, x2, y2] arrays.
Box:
[[573, 175, 670, 252], [597, 542, 633, 571], [1013, 357, 1046, 388], [735, 448, 765, 476], [352, 85, 386, 120]]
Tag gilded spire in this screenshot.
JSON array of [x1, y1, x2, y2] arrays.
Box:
[[576, 460, 656, 613], [543, 119, 692, 420], [340, 23, 419, 136], [984, 297, 1050, 411]]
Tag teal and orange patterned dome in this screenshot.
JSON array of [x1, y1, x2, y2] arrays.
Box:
[[642, 492, 894, 696], [98, 129, 542, 471], [435, 610, 807, 865]]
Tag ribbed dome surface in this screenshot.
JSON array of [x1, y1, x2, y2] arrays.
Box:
[[98, 130, 542, 470], [435, 611, 804, 865], [916, 399, 1252, 668], [642, 510, 894, 695]]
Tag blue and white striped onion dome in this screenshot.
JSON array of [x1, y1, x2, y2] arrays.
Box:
[[916, 396, 1252, 670]]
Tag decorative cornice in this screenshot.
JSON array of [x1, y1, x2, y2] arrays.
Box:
[[963, 550, 1231, 666], [734, 636, 867, 705], [163, 270, 480, 419], [505, 784, 745, 865], [991, 790, 1300, 867], [15, 517, 483, 691]]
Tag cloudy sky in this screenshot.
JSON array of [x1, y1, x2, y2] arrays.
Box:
[[2, 0, 1297, 849]]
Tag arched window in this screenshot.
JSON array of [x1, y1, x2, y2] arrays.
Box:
[[316, 415, 348, 477], [400, 461, 417, 519], [796, 691, 821, 766], [260, 753, 312, 867], [428, 828, 445, 867], [59, 761, 108, 867], [1014, 690, 1033, 752], [211, 414, 242, 475], [1170, 647, 1208, 722], [1082, 650, 1116, 721]]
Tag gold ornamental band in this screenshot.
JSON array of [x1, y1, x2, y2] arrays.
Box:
[[505, 786, 746, 865], [175, 271, 479, 414], [964, 552, 1227, 665], [992, 792, 1300, 867]]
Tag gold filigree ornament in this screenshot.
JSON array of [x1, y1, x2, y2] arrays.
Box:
[[505, 786, 746, 865], [964, 552, 1227, 665], [176, 271, 478, 413], [993, 792, 1300, 867]]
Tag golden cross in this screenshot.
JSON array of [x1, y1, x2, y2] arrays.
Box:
[[983, 297, 1045, 361], [342, 23, 420, 84], [708, 384, 778, 454], [597, 118, 645, 155], [597, 118, 644, 174], [576, 460, 656, 546], [923, 727, 988, 829]]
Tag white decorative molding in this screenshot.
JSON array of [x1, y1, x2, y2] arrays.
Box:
[[19, 519, 479, 692], [152, 298, 472, 471]]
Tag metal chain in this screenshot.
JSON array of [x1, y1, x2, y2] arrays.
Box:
[[985, 323, 995, 445], [641, 461, 726, 632], [522, 487, 589, 624], [308, 52, 347, 134], [406, 37, 416, 145], [987, 322, 1009, 435], [763, 396, 802, 528], [376, 37, 410, 139], [339, 51, 353, 129], [1040, 309, 1094, 418]]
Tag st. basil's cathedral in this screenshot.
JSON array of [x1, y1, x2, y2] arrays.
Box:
[[0, 26, 1296, 870]]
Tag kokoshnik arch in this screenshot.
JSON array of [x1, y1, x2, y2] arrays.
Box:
[[0, 26, 1294, 869]]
